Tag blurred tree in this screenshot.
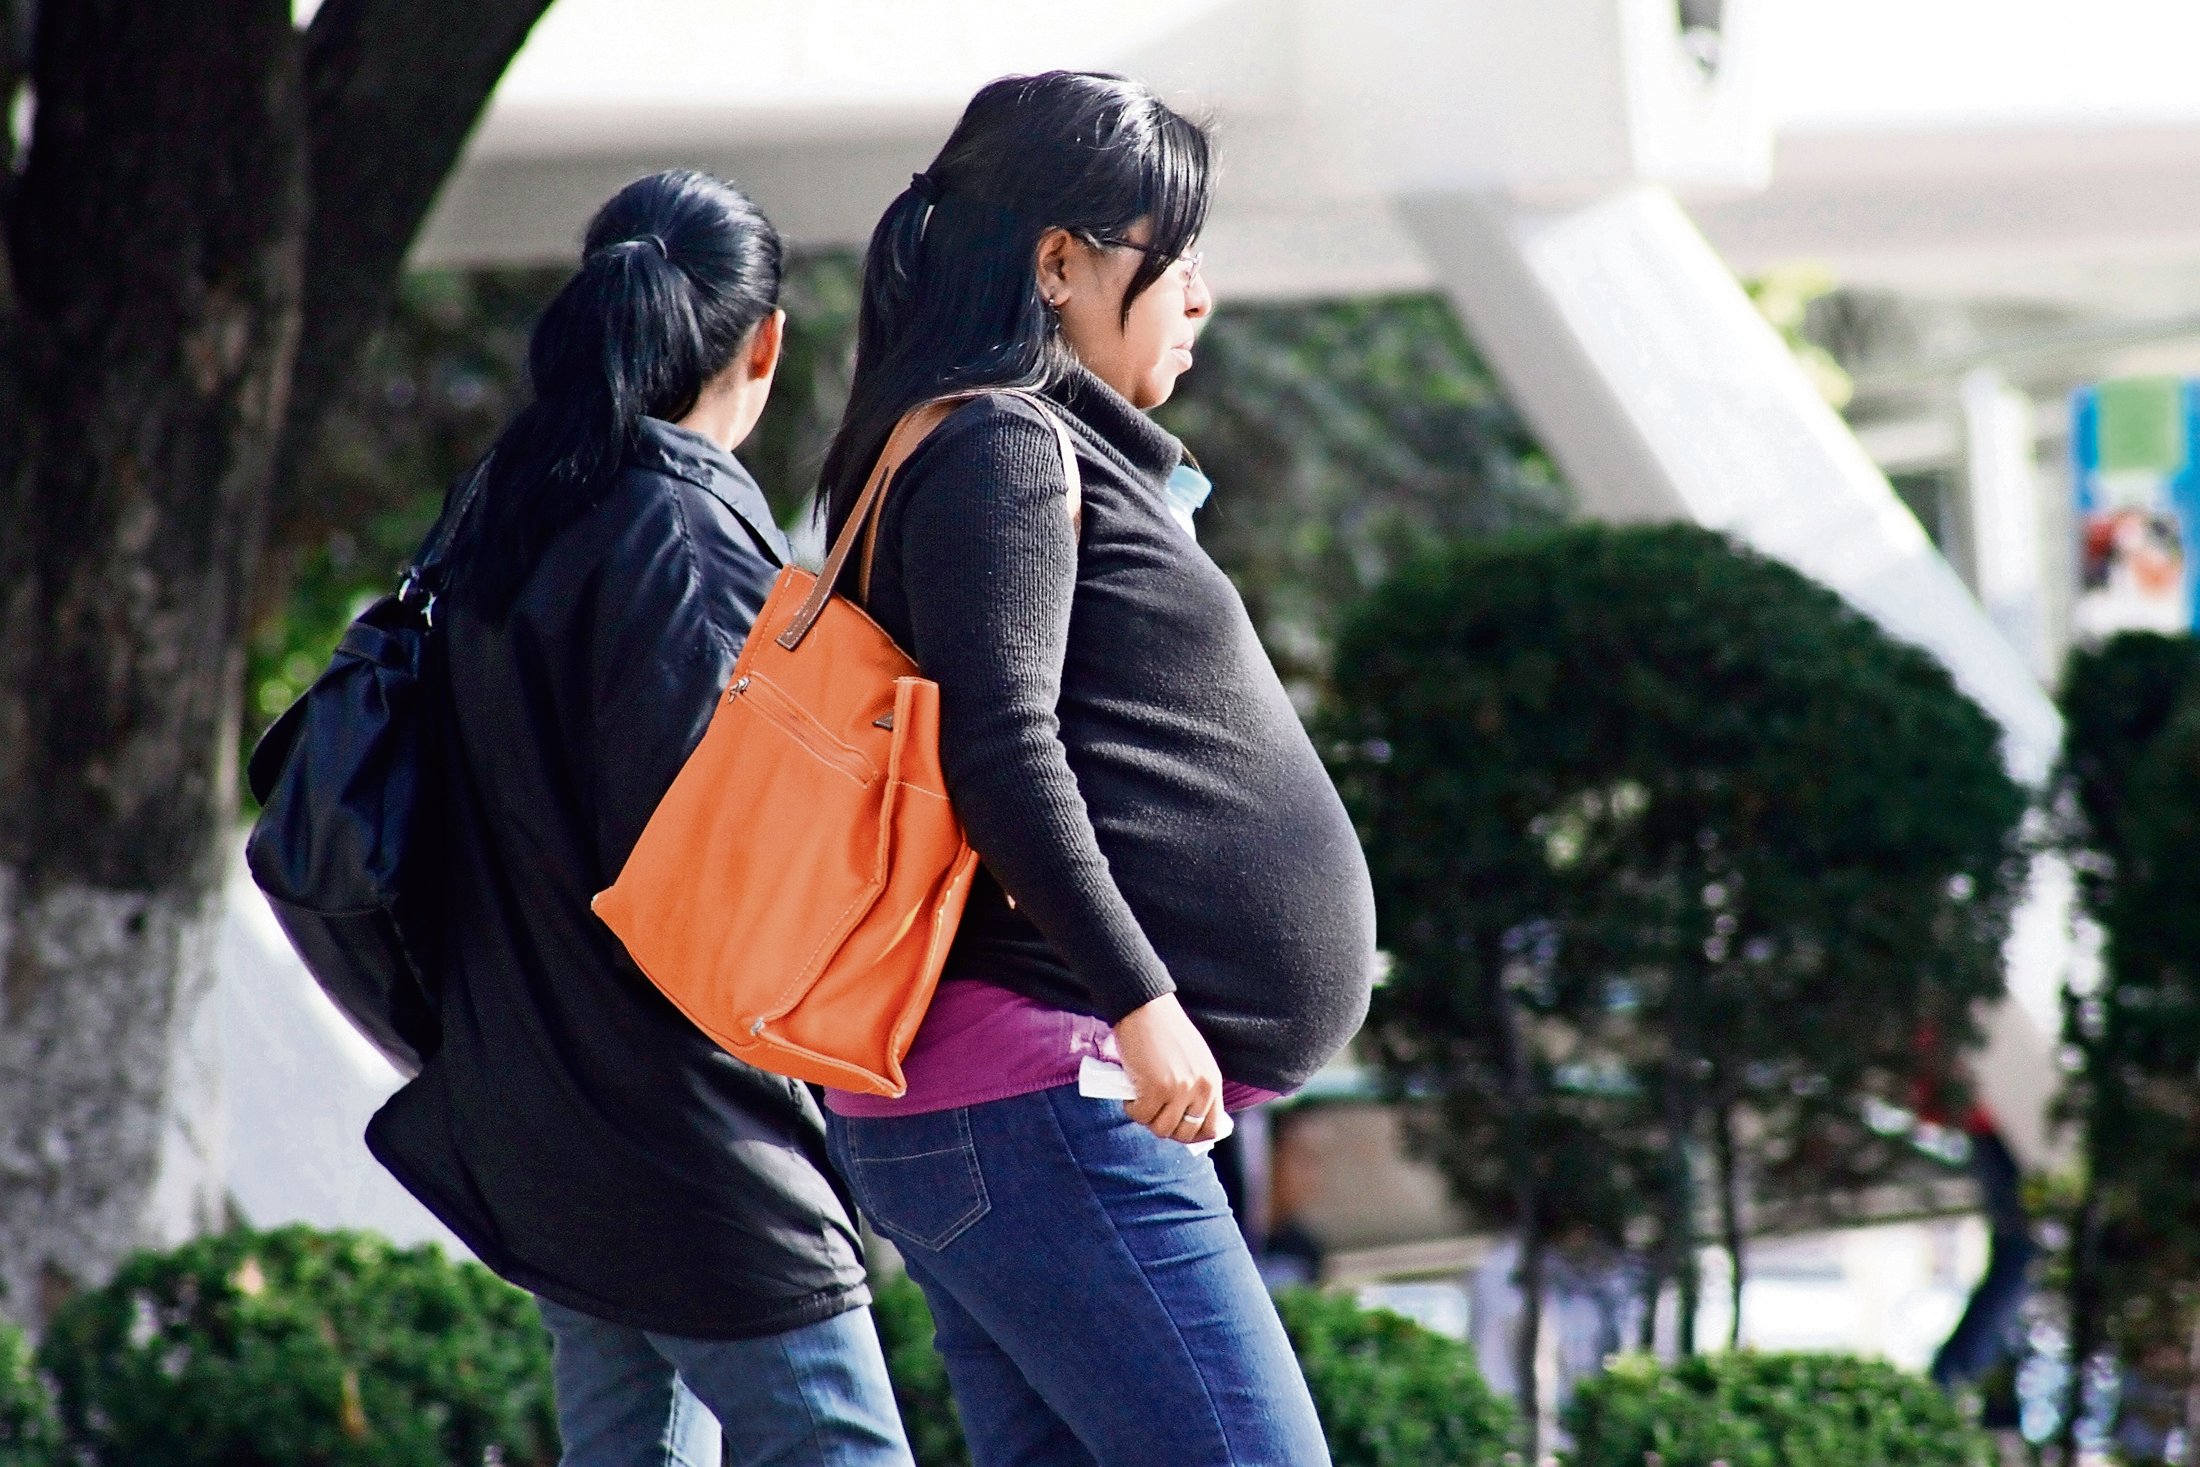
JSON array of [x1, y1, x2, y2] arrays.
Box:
[[743, 251, 867, 530], [0, 0, 556, 1322], [1324, 523, 2026, 1439], [2046, 632, 2200, 1465], [1157, 292, 1565, 706]]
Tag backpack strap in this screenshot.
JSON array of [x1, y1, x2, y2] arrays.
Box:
[[397, 455, 493, 625], [777, 389, 1082, 653]]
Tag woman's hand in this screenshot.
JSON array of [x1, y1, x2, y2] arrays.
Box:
[[1112, 993, 1224, 1145]]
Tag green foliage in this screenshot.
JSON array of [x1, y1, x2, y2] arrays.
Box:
[[1157, 292, 1564, 700], [39, 1226, 557, 1467], [32, 1233, 1986, 1467], [869, 1274, 969, 1467], [1562, 1352, 1993, 1467], [0, 1320, 58, 1467], [744, 252, 866, 529], [1274, 1289, 1521, 1465], [2048, 631, 2200, 1454], [2051, 631, 2200, 922], [1326, 524, 2027, 1342], [1743, 266, 1852, 409]]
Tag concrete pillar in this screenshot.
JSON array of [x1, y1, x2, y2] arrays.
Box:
[[1400, 185, 2061, 783], [1961, 368, 2054, 683]]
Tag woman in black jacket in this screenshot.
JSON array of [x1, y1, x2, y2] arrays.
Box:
[[372, 171, 912, 1467], [817, 75, 1378, 1465]]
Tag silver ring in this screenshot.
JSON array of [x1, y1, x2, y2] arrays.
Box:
[[1182, 1113, 1208, 1126]]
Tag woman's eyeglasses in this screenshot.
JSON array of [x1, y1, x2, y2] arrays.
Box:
[[1101, 239, 1205, 287]]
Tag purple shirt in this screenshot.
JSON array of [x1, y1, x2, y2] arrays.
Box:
[[825, 980, 1280, 1119]]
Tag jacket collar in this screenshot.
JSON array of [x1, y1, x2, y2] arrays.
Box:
[[1046, 365, 1184, 488], [631, 417, 791, 566]]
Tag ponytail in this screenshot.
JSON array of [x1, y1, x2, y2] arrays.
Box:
[[451, 170, 783, 616], [855, 183, 935, 362]]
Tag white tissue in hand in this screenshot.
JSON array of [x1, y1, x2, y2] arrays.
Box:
[[1077, 1057, 1233, 1155]]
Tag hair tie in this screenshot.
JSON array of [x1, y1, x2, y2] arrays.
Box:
[[909, 172, 942, 205], [598, 233, 669, 263]]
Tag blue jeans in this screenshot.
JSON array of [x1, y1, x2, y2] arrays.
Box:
[[827, 1086, 1329, 1467], [536, 1297, 912, 1467]]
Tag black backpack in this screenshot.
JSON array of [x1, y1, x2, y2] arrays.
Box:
[[244, 469, 485, 1075]]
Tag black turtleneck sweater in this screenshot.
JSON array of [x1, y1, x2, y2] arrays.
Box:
[[857, 370, 1376, 1092]]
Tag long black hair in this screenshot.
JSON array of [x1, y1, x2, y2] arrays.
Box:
[[450, 169, 783, 615], [817, 71, 1211, 542]]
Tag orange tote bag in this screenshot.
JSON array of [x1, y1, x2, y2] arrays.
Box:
[[593, 390, 1079, 1096]]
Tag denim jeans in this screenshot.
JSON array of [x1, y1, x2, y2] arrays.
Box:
[[827, 1086, 1330, 1467], [535, 1297, 913, 1467], [1930, 1127, 2035, 1393]]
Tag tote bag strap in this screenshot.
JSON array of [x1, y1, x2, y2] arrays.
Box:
[[860, 388, 1079, 603], [777, 389, 1082, 652]]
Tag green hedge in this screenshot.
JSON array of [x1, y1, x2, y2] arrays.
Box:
[[1275, 1288, 1521, 1465], [868, 1274, 969, 1467], [0, 1321, 57, 1467], [39, 1225, 557, 1467], [1562, 1351, 1993, 1467], [18, 1227, 1980, 1467]]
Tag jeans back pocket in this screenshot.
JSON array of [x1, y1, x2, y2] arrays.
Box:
[[840, 1109, 991, 1252]]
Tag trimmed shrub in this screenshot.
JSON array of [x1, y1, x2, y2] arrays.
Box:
[[0, 1320, 58, 1467], [1277, 1289, 1521, 1465], [1562, 1351, 1993, 1467], [1328, 523, 2026, 1377], [33, 1229, 1523, 1467], [39, 1225, 557, 1467], [869, 1274, 969, 1467]]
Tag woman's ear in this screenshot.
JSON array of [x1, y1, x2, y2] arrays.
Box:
[[1034, 227, 1076, 308], [744, 308, 786, 381]]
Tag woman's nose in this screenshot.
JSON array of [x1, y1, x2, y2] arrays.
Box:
[[1186, 274, 1213, 318]]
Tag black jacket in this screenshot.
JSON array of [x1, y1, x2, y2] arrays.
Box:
[[367, 419, 871, 1339]]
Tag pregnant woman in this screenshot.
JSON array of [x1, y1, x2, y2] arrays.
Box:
[[817, 73, 1378, 1466]]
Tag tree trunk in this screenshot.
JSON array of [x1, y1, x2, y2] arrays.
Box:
[[1713, 1095, 1746, 1351], [1660, 979, 1705, 1357], [267, 0, 557, 565], [0, 0, 551, 1325], [1481, 932, 1546, 1455], [1636, 1256, 1665, 1353], [1507, 1152, 1546, 1449], [2059, 1187, 2102, 1465], [1669, 1134, 1701, 1357], [0, 0, 307, 1324]]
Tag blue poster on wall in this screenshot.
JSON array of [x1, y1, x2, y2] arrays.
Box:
[[2072, 377, 2200, 639]]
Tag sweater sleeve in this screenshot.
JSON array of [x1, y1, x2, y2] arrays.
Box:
[[889, 397, 1177, 1020]]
